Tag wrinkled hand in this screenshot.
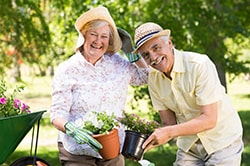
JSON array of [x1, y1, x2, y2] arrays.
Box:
[[117, 28, 141, 63], [64, 122, 103, 152], [142, 127, 172, 152]]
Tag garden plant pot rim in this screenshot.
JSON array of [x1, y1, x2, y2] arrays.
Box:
[[125, 130, 150, 136], [93, 128, 119, 137]]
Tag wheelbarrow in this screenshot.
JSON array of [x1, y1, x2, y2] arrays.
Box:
[[0, 110, 50, 166]]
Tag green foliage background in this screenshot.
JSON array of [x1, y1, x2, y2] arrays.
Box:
[[0, 0, 249, 80], [0, 1, 250, 165]]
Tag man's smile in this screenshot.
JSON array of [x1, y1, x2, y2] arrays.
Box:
[[151, 55, 164, 66]]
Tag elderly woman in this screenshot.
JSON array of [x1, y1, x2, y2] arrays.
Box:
[[50, 6, 149, 166]]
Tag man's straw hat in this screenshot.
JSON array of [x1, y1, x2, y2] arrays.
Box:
[[74, 6, 122, 52], [133, 22, 171, 53]]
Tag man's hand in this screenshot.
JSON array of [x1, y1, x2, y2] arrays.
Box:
[[64, 122, 103, 151], [142, 127, 172, 152], [117, 28, 141, 63]]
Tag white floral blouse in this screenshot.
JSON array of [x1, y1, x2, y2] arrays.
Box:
[[50, 51, 149, 158]]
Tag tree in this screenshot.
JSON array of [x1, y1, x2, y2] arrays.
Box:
[[0, 0, 51, 81]]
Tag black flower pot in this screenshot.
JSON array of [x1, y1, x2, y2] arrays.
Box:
[[122, 130, 149, 161]]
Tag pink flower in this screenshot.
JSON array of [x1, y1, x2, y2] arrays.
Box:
[[121, 112, 160, 135], [21, 103, 30, 112], [0, 79, 31, 117], [14, 99, 21, 108], [0, 97, 7, 104]]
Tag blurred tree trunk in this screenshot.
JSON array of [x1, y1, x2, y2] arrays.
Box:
[[214, 61, 227, 92], [11, 55, 21, 82], [48, 66, 54, 76]]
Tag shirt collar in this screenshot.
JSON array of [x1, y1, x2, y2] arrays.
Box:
[[75, 50, 108, 66], [172, 49, 185, 73]]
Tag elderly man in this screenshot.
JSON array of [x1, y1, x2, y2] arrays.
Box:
[[133, 22, 243, 166]]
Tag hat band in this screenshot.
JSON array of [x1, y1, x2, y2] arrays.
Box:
[[135, 30, 160, 47]]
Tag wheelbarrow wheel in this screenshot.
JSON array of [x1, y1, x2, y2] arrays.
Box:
[[10, 156, 50, 166]]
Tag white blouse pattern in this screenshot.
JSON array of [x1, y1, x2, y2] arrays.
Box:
[[50, 51, 149, 157]]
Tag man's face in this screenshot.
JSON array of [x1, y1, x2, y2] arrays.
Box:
[[138, 36, 174, 75]]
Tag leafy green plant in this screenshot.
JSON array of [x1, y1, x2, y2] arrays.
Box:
[[120, 112, 160, 135], [0, 79, 30, 118], [82, 111, 119, 135]]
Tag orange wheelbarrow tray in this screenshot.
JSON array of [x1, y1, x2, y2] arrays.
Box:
[[0, 110, 49, 165]]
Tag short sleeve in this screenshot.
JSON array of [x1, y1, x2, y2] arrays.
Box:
[[195, 58, 225, 105]]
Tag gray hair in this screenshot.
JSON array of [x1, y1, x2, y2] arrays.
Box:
[[160, 36, 169, 44]]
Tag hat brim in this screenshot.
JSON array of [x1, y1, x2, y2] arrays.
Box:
[[133, 29, 170, 54], [74, 6, 122, 52]]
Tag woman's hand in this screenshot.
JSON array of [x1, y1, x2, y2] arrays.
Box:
[[117, 28, 141, 63]]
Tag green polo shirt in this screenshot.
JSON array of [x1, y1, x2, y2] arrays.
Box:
[[148, 49, 243, 154]]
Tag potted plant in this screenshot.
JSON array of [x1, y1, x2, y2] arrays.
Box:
[[120, 112, 160, 161], [80, 111, 120, 160]]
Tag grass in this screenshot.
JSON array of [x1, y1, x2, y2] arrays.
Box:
[[1, 75, 250, 165]]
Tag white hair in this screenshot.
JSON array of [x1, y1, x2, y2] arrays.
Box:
[[160, 36, 169, 44]]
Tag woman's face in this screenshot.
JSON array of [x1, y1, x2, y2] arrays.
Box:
[[82, 24, 110, 64]]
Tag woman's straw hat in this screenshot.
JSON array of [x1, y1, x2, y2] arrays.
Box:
[[74, 6, 122, 53], [133, 22, 171, 53]]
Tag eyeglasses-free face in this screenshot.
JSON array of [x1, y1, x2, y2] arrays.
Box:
[[81, 24, 111, 64], [138, 37, 174, 77]]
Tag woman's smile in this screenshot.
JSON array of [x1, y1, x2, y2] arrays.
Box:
[[91, 44, 103, 50]]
